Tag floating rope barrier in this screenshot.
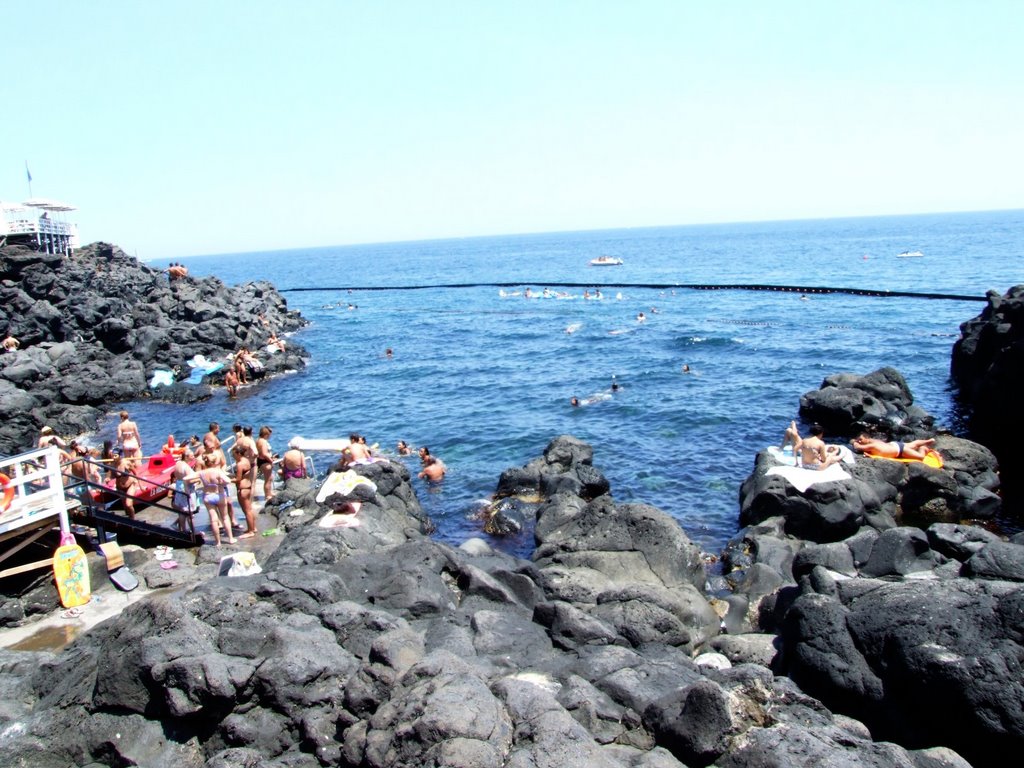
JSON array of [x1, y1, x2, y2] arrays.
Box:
[[280, 283, 986, 302]]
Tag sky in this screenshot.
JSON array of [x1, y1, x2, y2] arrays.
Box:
[[4, 1, 1023, 260]]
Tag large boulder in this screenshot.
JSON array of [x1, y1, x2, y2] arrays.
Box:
[[951, 285, 1024, 463], [799, 367, 934, 438], [778, 575, 1024, 766]]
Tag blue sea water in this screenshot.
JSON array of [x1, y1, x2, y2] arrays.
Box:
[[119, 210, 1023, 557]]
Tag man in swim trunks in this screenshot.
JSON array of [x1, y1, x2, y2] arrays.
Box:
[[203, 422, 222, 451], [345, 433, 373, 465], [851, 434, 936, 460], [419, 455, 447, 483]]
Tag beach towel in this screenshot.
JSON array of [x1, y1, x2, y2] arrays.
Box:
[[315, 470, 377, 503], [766, 463, 852, 493]]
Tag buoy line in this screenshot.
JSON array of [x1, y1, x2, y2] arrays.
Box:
[[279, 283, 986, 302]]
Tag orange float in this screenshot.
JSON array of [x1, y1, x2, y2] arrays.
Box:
[[0, 472, 13, 511]]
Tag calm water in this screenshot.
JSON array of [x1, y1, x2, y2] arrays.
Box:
[[117, 211, 1022, 556]]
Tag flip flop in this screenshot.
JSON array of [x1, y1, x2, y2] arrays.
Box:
[[61, 607, 84, 619], [159, 560, 179, 570]]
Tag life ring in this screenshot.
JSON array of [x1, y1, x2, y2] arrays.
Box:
[[0, 473, 13, 512]]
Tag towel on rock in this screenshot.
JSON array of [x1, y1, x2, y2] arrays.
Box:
[[766, 463, 852, 493], [315, 470, 378, 503]]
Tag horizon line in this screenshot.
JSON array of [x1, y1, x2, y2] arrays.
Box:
[[147, 205, 1022, 263]]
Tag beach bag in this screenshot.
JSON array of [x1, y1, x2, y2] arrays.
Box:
[[218, 551, 262, 577], [171, 479, 195, 512]]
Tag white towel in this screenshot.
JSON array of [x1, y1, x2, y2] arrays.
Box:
[[766, 463, 852, 493]]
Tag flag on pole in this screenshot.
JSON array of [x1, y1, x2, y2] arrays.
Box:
[[25, 162, 32, 183]]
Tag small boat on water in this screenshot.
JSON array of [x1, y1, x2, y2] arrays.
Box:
[[589, 255, 623, 266], [897, 250, 924, 258]]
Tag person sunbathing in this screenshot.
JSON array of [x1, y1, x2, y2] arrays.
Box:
[[851, 434, 936, 460], [783, 421, 842, 470]]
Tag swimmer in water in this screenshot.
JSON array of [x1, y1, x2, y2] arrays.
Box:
[[570, 397, 580, 407]]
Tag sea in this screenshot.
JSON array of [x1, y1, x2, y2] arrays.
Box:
[[110, 210, 1023, 558]]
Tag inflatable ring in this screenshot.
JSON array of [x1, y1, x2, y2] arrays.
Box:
[[0, 472, 13, 512]]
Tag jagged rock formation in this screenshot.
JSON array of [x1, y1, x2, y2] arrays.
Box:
[[0, 437, 973, 767], [0, 242, 307, 454], [727, 371, 1022, 766], [951, 285, 1024, 503]]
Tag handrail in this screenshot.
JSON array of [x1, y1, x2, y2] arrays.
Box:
[[61, 456, 201, 543]]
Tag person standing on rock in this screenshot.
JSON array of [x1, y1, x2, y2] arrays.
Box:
[[224, 367, 239, 398], [234, 450, 257, 538], [114, 456, 142, 519], [117, 411, 142, 459], [198, 454, 236, 547], [256, 426, 276, 500], [171, 448, 199, 533]]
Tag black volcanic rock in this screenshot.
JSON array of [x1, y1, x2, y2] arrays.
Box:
[[0, 438, 973, 767], [798, 367, 934, 439], [0, 242, 308, 454], [951, 285, 1024, 483]]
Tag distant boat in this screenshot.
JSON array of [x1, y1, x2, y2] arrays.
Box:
[[897, 250, 924, 258], [589, 255, 623, 266]]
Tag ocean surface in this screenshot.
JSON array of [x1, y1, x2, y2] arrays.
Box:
[[116, 210, 1022, 557]]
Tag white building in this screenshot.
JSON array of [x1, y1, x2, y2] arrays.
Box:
[[1, 198, 80, 256]]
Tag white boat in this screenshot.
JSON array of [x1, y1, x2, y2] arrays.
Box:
[[589, 256, 623, 266], [897, 250, 924, 258]]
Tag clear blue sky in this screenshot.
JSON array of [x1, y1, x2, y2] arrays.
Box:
[[5, 1, 1022, 260]]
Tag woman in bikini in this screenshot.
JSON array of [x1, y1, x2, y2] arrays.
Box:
[[114, 456, 142, 519], [234, 452, 257, 538], [256, 426, 276, 500], [117, 410, 143, 459], [198, 454, 236, 546]]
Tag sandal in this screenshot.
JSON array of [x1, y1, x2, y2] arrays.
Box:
[[61, 607, 84, 619]]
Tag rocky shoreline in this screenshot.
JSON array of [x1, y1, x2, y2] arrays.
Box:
[[0, 242, 308, 454], [1, 247, 1021, 766]]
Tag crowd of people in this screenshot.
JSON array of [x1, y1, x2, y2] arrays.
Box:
[[40, 411, 448, 546]]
